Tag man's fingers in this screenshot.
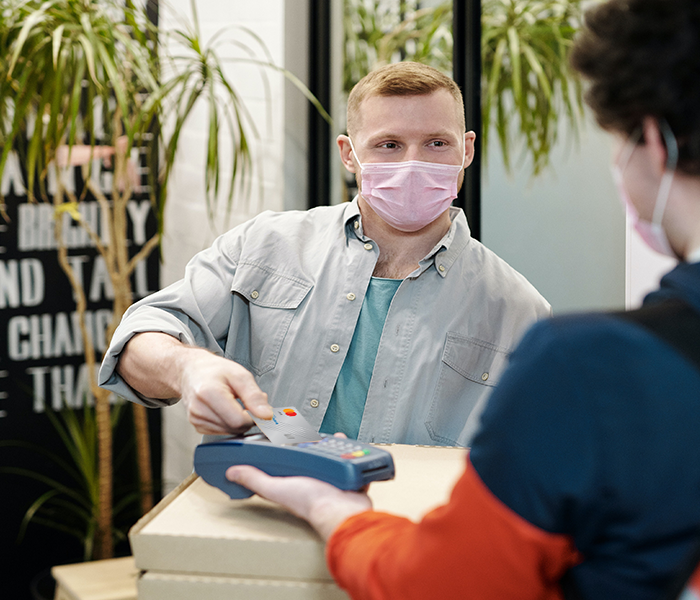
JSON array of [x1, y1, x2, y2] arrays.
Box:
[[188, 400, 252, 435], [248, 400, 274, 420], [224, 366, 273, 420], [181, 351, 272, 432], [188, 385, 255, 433]]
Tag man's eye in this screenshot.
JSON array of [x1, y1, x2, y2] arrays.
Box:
[[430, 141, 446, 147], [380, 142, 398, 149]]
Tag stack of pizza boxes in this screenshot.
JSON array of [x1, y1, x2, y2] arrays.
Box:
[[129, 444, 467, 600]]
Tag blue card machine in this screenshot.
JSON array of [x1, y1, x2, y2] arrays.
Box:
[[194, 435, 395, 499]]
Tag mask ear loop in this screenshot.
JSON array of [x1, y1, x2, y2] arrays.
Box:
[[459, 134, 467, 169], [617, 128, 642, 174], [652, 119, 679, 226], [348, 138, 364, 170]]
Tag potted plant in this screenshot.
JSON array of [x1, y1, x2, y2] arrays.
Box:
[[0, 0, 327, 564]]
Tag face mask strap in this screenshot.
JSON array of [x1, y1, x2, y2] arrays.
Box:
[[617, 127, 643, 174], [653, 119, 679, 225], [348, 138, 364, 170]]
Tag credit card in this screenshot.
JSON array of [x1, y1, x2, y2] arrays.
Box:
[[251, 407, 323, 445]]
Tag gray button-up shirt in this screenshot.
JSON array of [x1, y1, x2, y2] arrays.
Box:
[[99, 200, 550, 446]]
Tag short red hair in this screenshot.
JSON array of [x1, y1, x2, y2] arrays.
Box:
[[347, 62, 465, 137]]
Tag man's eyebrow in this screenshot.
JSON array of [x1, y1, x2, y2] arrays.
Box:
[[365, 130, 459, 142]]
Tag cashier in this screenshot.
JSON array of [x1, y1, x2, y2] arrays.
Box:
[[99, 62, 549, 446], [226, 1, 700, 598]]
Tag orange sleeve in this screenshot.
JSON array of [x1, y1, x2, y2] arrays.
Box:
[[688, 564, 700, 595], [326, 456, 582, 600]]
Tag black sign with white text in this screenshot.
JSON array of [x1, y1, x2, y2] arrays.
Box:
[[0, 149, 161, 598]]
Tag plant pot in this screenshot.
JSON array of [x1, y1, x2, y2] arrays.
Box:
[[30, 567, 56, 600]]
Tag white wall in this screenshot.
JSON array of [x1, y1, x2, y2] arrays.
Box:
[[160, 0, 287, 285], [159, 0, 293, 493], [482, 113, 627, 315], [283, 1, 310, 211], [626, 218, 677, 308]]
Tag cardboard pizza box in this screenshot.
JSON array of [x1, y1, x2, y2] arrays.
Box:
[[51, 556, 138, 600], [129, 444, 467, 597]]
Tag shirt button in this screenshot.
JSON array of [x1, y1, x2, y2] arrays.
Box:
[[310, 399, 320, 408], [481, 372, 489, 381], [330, 344, 340, 353], [346, 293, 356, 301], [438, 265, 445, 273], [363, 243, 373, 251], [354, 221, 360, 230], [251, 290, 259, 299]]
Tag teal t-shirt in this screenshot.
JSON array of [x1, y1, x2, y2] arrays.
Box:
[[320, 277, 402, 439]]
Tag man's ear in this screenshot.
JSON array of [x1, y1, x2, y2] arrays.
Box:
[[642, 117, 669, 178], [337, 135, 357, 173], [463, 131, 477, 168]]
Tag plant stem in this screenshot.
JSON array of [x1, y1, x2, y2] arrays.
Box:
[[132, 404, 153, 512], [53, 180, 113, 560]]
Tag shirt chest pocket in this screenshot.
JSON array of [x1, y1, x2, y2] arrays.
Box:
[[426, 333, 510, 446], [227, 263, 312, 376]]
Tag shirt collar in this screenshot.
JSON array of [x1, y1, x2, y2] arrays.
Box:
[[421, 207, 471, 278], [343, 198, 364, 238], [342, 199, 472, 276]]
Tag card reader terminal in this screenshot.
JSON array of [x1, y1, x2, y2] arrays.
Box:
[[194, 435, 395, 499]]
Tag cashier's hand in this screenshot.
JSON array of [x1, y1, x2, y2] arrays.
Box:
[[226, 466, 372, 541], [180, 349, 273, 435]]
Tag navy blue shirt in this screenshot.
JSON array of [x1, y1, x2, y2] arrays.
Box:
[[471, 261, 700, 600]]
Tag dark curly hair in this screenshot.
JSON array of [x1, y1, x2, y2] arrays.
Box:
[[570, 0, 700, 175]]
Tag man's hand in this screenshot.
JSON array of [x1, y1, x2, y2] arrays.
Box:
[[117, 332, 273, 435], [226, 465, 372, 540], [179, 349, 273, 435]]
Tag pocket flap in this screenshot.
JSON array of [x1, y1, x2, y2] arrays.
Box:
[[442, 333, 509, 387], [231, 262, 312, 309]]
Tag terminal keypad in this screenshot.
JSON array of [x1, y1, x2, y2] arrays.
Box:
[[296, 437, 372, 460]]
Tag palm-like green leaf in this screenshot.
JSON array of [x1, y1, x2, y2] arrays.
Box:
[[344, 0, 453, 93], [0, 0, 317, 218], [343, 0, 584, 176], [0, 402, 135, 560], [482, 0, 584, 175]]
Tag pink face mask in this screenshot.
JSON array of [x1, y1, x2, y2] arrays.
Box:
[[611, 124, 679, 259], [349, 138, 465, 232]]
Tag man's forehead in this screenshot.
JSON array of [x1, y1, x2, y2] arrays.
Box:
[[354, 90, 463, 134]]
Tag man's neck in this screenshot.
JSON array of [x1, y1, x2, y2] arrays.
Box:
[[358, 197, 452, 279]]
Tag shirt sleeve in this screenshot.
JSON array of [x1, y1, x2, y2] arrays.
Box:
[[326, 455, 582, 600], [98, 231, 241, 406]]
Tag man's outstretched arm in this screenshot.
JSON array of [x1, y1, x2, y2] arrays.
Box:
[[117, 331, 273, 434]]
